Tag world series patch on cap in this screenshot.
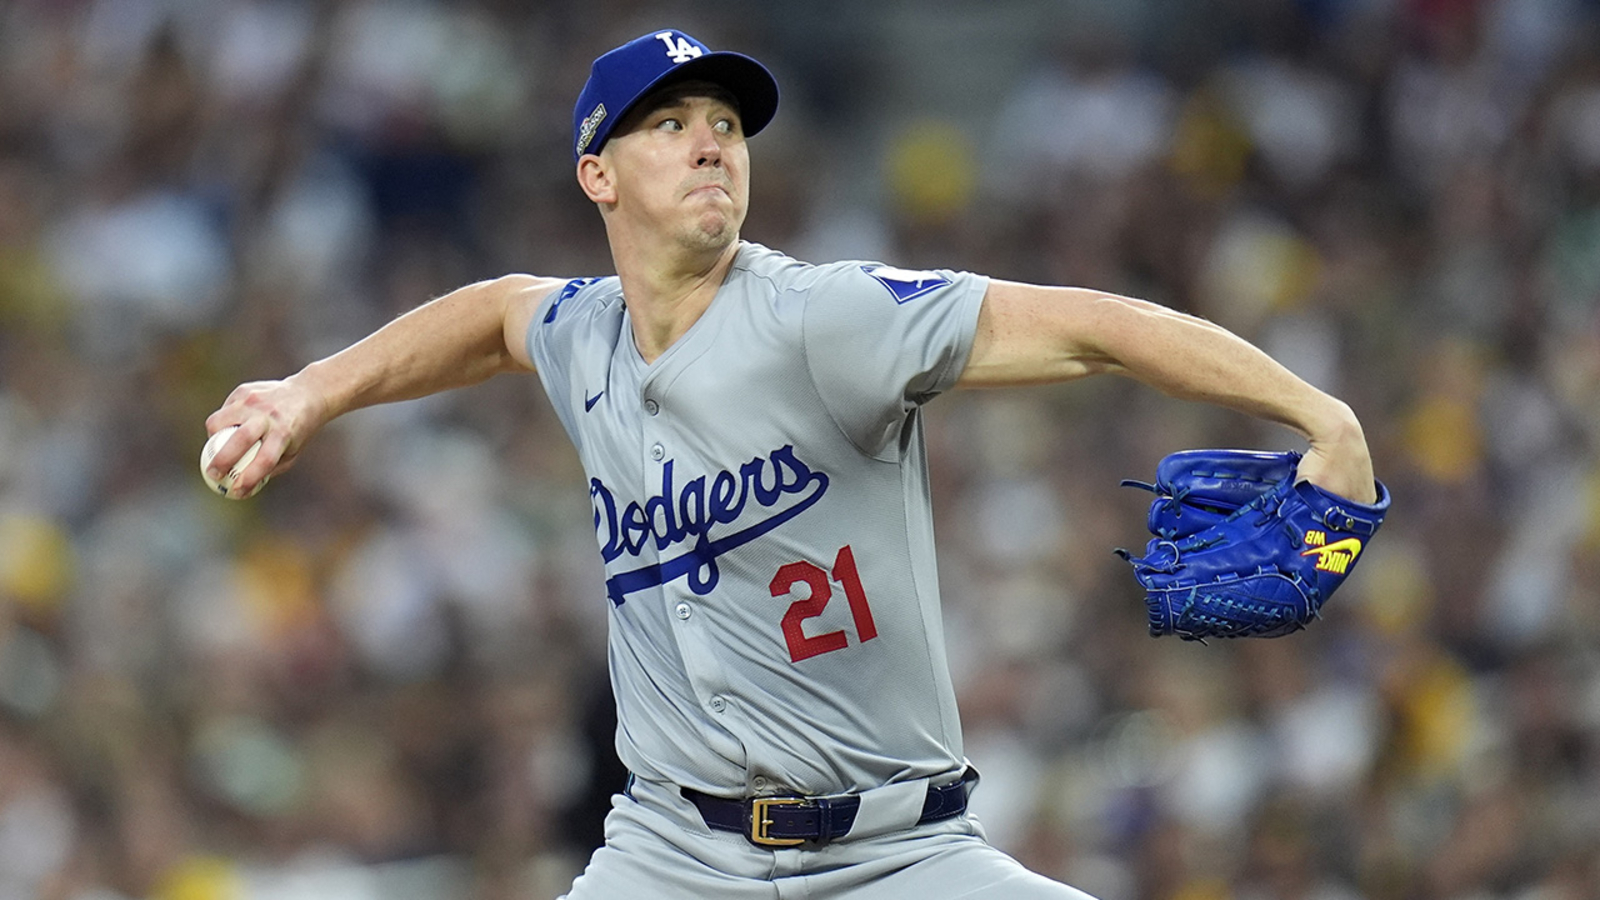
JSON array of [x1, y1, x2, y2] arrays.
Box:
[[573, 29, 780, 161]]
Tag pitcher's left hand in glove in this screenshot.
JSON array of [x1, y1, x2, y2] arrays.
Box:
[[1115, 449, 1391, 641]]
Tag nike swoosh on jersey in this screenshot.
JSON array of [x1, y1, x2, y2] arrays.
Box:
[[585, 391, 605, 411]]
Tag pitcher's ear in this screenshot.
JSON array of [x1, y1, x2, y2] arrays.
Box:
[[577, 155, 616, 204]]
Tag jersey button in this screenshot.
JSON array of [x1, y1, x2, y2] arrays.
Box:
[[674, 602, 692, 620], [645, 399, 660, 416], [650, 443, 665, 461]]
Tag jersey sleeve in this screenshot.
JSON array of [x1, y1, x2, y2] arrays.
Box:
[[801, 263, 989, 457], [524, 277, 602, 447]]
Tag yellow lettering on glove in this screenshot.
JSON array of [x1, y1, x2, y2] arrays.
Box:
[[1301, 537, 1362, 574]]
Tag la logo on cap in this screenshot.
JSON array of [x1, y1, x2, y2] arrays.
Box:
[[655, 31, 703, 63]]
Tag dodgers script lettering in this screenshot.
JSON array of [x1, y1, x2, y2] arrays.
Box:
[[591, 445, 829, 605]]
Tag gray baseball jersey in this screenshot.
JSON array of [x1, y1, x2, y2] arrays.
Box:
[[527, 241, 989, 799]]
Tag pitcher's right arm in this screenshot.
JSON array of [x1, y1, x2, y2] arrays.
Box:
[[203, 274, 564, 498]]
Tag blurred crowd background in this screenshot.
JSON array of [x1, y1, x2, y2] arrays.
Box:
[[2, 0, 1600, 898]]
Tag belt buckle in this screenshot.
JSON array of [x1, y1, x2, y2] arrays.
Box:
[[749, 796, 809, 847]]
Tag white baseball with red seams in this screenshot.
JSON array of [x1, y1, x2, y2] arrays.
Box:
[[199, 425, 267, 498]]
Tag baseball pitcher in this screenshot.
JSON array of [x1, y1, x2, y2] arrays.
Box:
[[204, 29, 1380, 899]]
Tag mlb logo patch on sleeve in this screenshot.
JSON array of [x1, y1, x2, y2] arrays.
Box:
[[861, 266, 950, 304]]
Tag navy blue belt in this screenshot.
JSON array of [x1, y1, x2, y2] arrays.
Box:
[[681, 769, 976, 847]]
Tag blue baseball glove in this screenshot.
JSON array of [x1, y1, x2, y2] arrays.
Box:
[[1115, 449, 1390, 641]]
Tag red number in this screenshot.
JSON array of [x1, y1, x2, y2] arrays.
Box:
[[769, 545, 877, 663], [772, 562, 847, 662], [831, 544, 878, 642]]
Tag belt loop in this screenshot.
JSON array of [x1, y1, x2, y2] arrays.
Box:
[[843, 777, 930, 841], [813, 796, 835, 844]]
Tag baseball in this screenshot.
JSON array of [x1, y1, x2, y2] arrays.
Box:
[[200, 426, 267, 499]]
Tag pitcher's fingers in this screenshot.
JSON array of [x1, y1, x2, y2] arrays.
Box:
[[203, 425, 245, 482], [206, 381, 280, 431], [229, 425, 290, 498]]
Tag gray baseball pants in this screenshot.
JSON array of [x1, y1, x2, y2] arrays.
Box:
[[560, 774, 1098, 899]]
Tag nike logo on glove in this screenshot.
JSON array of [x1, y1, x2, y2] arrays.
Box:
[[1301, 537, 1362, 574], [584, 390, 605, 412]]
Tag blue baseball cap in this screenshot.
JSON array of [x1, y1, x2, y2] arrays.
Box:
[[573, 29, 780, 161]]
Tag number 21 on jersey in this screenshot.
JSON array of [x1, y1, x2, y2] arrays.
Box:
[[769, 544, 878, 663]]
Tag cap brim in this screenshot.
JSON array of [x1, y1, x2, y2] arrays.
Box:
[[612, 51, 779, 144]]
